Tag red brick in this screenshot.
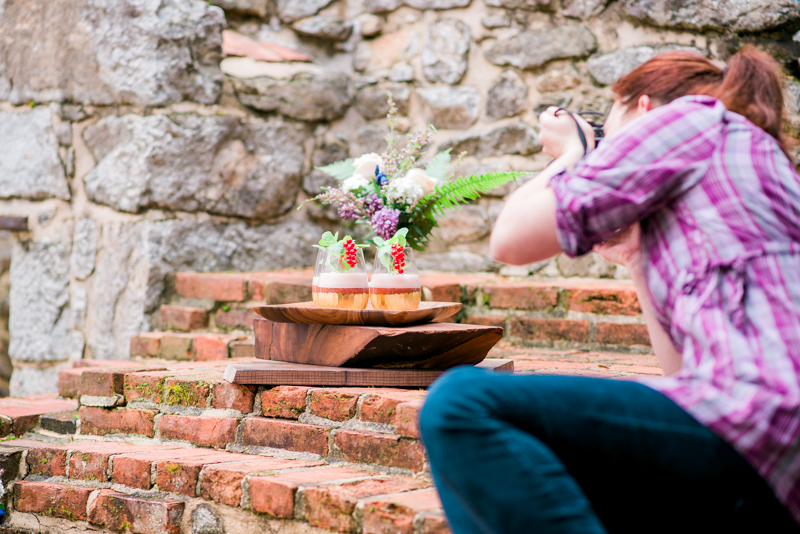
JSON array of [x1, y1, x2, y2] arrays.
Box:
[[335, 430, 425, 472], [265, 279, 312, 304], [464, 315, 506, 329], [215, 308, 257, 330], [310, 389, 359, 422], [89, 489, 184, 534], [79, 367, 157, 398], [175, 272, 246, 301], [566, 286, 641, 316], [124, 370, 169, 403], [199, 458, 324, 507], [154, 451, 255, 496], [421, 511, 452, 534], [395, 400, 424, 439], [68, 442, 161, 482], [301, 477, 430, 533], [509, 317, 589, 343], [192, 334, 233, 361], [242, 418, 329, 455], [428, 283, 461, 303], [212, 381, 256, 412], [110, 449, 210, 489], [512, 360, 598, 372], [164, 376, 211, 407], [130, 332, 164, 357], [595, 323, 651, 346], [158, 414, 237, 449], [158, 333, 194, 360], [57, 368, 83, 398], [15, 481, 92, 521], [229, 339, 256, 359], [261, 386, 310, 419], [248, 467, 367, 518], [483, 284, 559, 310], [24, 443, 67, 477], [0, 399, 77, 437], [80, 406, 157, 437], [360, 391, 425, 425], [362, 489, 442, 534], [247, 279, 267, 301], [160, 305, 209, 332]]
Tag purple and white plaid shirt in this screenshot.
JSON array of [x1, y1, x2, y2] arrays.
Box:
[[551, 95, 800, 521]]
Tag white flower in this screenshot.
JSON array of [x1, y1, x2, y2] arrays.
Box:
[[386, 177, 424, 205], [352, 153, 383, 179], [342, 173, 371, 191], [405, 168, 438, 195]]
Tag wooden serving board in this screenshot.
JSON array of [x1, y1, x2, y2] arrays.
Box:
[[224, 358, 514, 387], [255, 318, 503, 369], [253, 301, 462, 327]]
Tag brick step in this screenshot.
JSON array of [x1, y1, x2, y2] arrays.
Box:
[[0, 438, 445, 534], [130, 331, 255, 361], [170, 270, 650, 352]]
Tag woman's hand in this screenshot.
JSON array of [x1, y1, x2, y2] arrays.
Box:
[[538, 107, 596, 160], [593, 223, 642, 268]]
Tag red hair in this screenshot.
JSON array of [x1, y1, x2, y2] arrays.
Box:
[[611, 45, 790, 157]]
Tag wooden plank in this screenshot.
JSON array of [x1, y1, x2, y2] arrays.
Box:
[[223, 358, 514, 387], [0, 216, 28, 232], [253, 301, 462, 326], [254, 318, 503, 369]]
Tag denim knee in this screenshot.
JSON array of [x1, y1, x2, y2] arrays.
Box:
[[420, 366, 490, 443]]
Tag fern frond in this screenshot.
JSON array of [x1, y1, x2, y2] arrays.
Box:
[[419, 171, 528, 219]]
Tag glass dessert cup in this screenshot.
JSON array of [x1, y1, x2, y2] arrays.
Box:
[[370, 246, 421, 311], [312, 246, 369, 309]]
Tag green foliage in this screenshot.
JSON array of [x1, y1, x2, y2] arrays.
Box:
[[373, 228, 409, 271], [424, 149, 452, 180], [315, 159, 355, 181], [313, 231, 339, 249]]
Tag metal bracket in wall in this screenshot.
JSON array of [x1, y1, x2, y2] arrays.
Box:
[[0, 217, 28, 232]]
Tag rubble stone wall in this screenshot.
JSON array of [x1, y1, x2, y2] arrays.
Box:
[[0, 0, 798, 394]]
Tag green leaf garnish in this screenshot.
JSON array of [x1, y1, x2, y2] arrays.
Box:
[[425, 149, 452, 180], [315, 159, 356, 181], [317, 231, 339, 247]]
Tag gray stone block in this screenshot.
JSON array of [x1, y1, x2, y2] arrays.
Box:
[[443, 122, 541, 158], [486, 70, 529, 121], [485, 26, 597, 70], [622, 0, 800, 32], [418, 86, 481, 130], [422, 19, 471, 85]]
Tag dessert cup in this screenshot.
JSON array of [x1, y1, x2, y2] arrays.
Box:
[[370, 246, 421, 311], [312, 246, 369, 309]]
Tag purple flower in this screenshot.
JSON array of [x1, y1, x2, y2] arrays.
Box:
[[371, 207, 400, 240], [363, 194, 383, 219]]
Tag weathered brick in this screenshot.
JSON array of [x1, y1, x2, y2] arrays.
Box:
[[247, 279, 268, 301], [160, 305, 209, 331], [124, 371, 168, 403], [24, 444, 67, 477], [163, 376, 211, 407], [483, 284, 559, 310], [421, 510, 452, 534], [158, 414, 237, 449], [509, 318, 589, 343], [212, 381, 256, 412], [15, 481, 92, 521], [40, 411, 79, 435], [310, 390, 359, 422], [192, 335, 233, 361], [360, 390, 425, 425], [301, 477, 430, 533], [215, 308, 257, 330], [130, 332, 164, 357], [428, 283, 461, 303], [242, 418, 329, 456], [395, 400, 424, 439], [0, 399, 77, 437], [566, 286, 640, 316], [89, 489, 184, 534], [335, 431, 425, 472], [175, 272, 246, 302], [199, 458, 324, 507], [261, 386, 310, 419], [229, 339, 256, 359], [595, 323, 651, 346], [265, 279, 312, 304], [68, 442, 160, 482], [158, 333, 194, 361], [248, 467, 367, 518], [111, 449, 209, 489], [57, 368, 83, 398], [464, 315, 506, 329], [155, 451, 255, 496], [79, 369, 127, 398], [80, 406, 157, 437], [361, 489, 443, 534]]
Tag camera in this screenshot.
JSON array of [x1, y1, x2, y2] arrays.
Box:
[[577, 111, 605, 142]]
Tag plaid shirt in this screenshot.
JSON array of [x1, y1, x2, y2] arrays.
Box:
[[551, 95, 800, 521]]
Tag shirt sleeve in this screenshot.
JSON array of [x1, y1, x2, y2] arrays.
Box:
[[550, 97, 722, 257]]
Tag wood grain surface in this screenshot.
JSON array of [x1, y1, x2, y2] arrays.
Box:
[[223, 358, 514, 387], [254, 318, 503, 369], [253, 300, 462, 326]]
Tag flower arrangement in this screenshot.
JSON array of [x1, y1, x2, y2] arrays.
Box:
[[300, 94, 527, 251]]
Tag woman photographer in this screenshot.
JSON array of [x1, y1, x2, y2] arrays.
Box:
[[420, 46, 800, 533]]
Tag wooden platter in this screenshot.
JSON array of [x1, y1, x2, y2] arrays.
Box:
[[253, 301, 462, 327], [224, 358, 514, 387], [255, 318, 503, 369]]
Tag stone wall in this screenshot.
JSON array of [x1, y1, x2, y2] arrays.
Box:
[[0, 0, 798, 394]]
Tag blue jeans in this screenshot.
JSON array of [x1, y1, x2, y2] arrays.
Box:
[[420, 367, 799, 534]]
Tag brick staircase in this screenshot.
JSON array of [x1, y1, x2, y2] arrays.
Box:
[[0, 270, 659, 534]]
